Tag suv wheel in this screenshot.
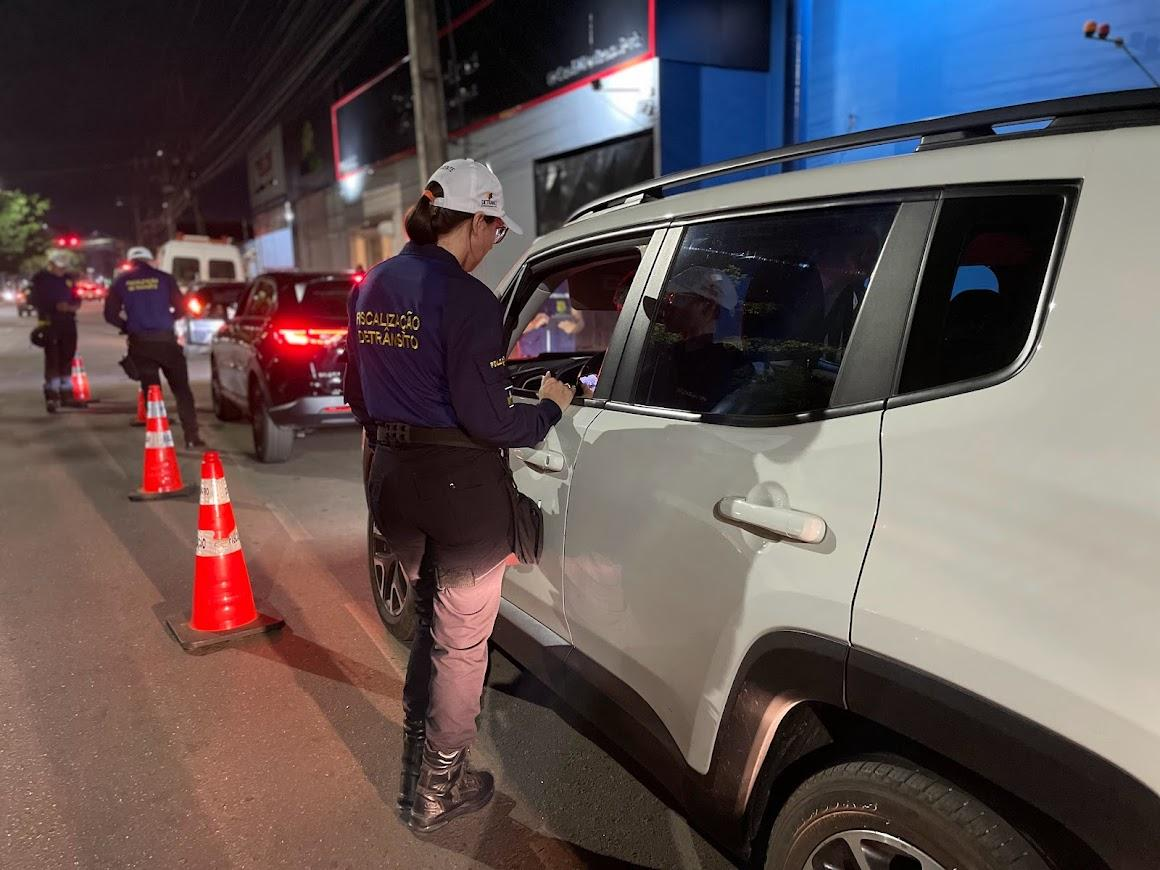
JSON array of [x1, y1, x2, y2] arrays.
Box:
[[765, 755, 1048, 870], [250, 385, 294, 463], [211, 365, 242, 421], [368, 514, 416, 642]]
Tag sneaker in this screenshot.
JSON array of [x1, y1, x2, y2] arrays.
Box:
[[184, 435, 207, 449]]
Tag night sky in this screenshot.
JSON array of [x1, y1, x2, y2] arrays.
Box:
[[0, 0, 403, 240]]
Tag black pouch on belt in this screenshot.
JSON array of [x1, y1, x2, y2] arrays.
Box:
[[503, 451, 543, 565], [118, 354, 140, 380]]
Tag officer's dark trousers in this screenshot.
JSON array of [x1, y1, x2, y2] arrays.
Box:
[[129, 336, 199, 438], [43, 319, 77, 392], [367, 441, 511, 752]]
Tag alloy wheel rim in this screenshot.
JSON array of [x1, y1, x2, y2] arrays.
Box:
[[805, 830, 946, 870], [371, 530, 407, 618]]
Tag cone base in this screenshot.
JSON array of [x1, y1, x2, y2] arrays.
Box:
[[129, 485, 194, 502], [166, 606, 285, 651]]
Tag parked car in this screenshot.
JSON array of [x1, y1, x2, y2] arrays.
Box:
[[16, 285, 35, 317], [211, 271, 359, 462], [73, 279, 106, 301], [180, 280, 246, 347], [157, 234, 244, 290], [369, 90, 1160, 869]]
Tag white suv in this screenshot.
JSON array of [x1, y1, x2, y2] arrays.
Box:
[[369, 90, 1160, 869]]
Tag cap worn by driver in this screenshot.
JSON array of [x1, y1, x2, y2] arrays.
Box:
[[126, 246, 154, 261], [667, 266, 740, 310], [49, 252, 71, 268], [427, 159, 524, 235]]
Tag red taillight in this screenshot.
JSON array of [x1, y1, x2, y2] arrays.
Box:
[[187, 297, 205, 316], [354, 272, 366, 284], [274, 327, 347, 347]]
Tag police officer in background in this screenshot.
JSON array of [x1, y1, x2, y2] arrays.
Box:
[[104, 247, 204, 448], [29, 251, 82, 412], [345, 159, 573, 833]]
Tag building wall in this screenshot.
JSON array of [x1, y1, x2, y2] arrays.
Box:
[[802, 0, 1160, 150], [320, 59, 658, 292]]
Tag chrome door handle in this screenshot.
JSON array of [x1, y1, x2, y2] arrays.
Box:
[[716, 497, 827, 544], [517, 448, 565, 473]]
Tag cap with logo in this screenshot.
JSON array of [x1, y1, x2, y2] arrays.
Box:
[[666, 266, 739, 310], [126, 246, 155, 262], [427, 159, 523, 235]]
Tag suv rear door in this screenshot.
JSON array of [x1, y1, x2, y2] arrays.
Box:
[[559, 198, 935, 771]]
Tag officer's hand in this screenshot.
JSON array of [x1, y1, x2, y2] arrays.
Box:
[[538, 373, 576, 412]]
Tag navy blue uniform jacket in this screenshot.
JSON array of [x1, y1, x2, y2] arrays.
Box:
[[29, 270, 78, 323], [345, 243, 561, 448], [104, 264, 183, 335]]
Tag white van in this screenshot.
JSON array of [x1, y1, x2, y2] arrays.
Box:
[[157, 235, 244, 289]]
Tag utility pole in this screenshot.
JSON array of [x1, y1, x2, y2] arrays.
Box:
[[405, 0, 449, 183]]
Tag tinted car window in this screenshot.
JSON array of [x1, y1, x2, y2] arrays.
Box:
[[282, 279, 355, 319], [172, 257, 200, 286], [898, 194, 1065, 394], [243, 280, 277, 318], [631, 204, 897, 416], [208, 259, 237, 279]]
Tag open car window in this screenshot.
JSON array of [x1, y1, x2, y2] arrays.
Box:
[[505, 248, 644, 396]]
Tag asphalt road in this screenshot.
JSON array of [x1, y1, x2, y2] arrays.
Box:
[[0, 306, 733, 870]]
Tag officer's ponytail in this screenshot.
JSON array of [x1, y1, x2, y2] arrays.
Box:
[[404, 182, 473, 245]]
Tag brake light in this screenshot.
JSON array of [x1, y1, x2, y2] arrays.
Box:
[[274, 327, 347, 347], [187, 296, 204, 316]]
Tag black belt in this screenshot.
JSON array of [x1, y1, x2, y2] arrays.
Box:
[[375, 422, 493, 450]]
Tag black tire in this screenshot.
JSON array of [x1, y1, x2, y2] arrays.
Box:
[[250, 384, 294, 463], [765, 755, 1049, 870], [210, 364, 242, 422], [368, 513, 416, 643]]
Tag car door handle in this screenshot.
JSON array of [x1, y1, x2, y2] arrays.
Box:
[[716, 497, 827, 544], [517, 448, 565, 473]]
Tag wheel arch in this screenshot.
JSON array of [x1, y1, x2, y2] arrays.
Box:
[[708, 637, 1158, 868]]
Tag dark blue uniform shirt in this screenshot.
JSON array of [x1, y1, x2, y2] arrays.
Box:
[[345, 243, 561, 448], [104, 263, 183, 335], [29, 270, 78, 323]]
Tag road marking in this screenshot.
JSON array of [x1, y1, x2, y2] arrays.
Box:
[[266, 500, 312, 541], [344, 601, 407, 679]]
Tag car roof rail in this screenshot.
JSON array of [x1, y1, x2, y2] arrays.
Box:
[[566, 88, 1160, 224]]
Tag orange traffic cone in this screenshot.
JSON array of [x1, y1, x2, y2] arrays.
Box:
[[70, 356, 92, 403], [129, 385, 191, 501], [166, 451, 284, 650], [131, 386, 146, 427]]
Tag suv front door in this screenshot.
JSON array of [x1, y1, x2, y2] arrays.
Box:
[[499, 232, 665, 642], [560, 200, 935, 772]]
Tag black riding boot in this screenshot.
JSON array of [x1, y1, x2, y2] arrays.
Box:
[[44, 386, 59, 414], [397, 719, 426, 817], [409, 745, 494, 834]]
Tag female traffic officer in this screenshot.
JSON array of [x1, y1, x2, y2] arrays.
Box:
[[344, 159, 574, 834]]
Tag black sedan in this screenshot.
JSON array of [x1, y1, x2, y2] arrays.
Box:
[[210, 271, 360, 462]]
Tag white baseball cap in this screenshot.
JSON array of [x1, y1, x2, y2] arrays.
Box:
[[666, 266, 739, 310], [428, 159, 523, 235], [126, 246, 154, 261], [48, 252, 71, 268]]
